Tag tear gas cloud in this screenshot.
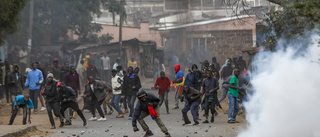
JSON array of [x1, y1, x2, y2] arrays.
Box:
[[238, 32, 320, 137]]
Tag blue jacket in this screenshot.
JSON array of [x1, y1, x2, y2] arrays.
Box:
[[25, 69, 43, 90], [184, 72, 198, 88]]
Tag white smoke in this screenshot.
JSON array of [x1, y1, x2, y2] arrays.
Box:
[[238, 33, 320, 137]]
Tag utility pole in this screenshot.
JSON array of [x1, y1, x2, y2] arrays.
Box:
[[119, 0, 125, 58], [28, 0, 34, 65]]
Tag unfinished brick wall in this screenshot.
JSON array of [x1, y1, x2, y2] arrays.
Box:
[[206, 30, 252, 65]]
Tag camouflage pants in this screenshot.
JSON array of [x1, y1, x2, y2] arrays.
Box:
[[138, 107, 168, 133], [103, 93, 113, 112]]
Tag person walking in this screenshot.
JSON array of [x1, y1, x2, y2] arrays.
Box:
[[25, 63, 43, 113], [58, 83, 87, 126], [86, 76, 107, 121], [172, 64, 184, 109], [8, 93, 33, 125], [221, 59, 233, 81], [2, 59, 13, 103], [227, 69, 242, 123], [122, 66, 141, 120], [110, 70, 124, 118], [42, 73, 64, 129], [154, 71, 171, 114], [132, 90, 171, 137], [8, 65, 25, 111], [202, 70, 219, 123]]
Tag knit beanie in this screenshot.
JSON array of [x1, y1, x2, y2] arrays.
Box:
[[47, 73, 54, 78]]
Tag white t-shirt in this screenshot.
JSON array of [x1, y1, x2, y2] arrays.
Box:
[[101, 56, 110, 70]]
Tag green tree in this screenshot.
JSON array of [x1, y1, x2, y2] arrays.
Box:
[[7, 0, 110, 46], [0, 0, 29, 45]]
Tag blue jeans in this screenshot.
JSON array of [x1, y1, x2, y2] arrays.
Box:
[[127, 95, 136, 117], [182, 101, 200, 123], [227, 94, 239, 120], [111, 94, 123, 114]]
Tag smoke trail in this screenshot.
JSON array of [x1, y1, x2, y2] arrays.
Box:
[[238, 32, 320, 137]]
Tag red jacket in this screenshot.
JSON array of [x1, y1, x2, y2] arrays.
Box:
[[154, 76, 171, 95]]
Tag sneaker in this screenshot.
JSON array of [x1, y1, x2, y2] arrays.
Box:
[[64, 121, 72, 125], [116, 114, 124, 118], [97, 117, 107, 121], [144, 130, 154, 137], [50, 126, 56, 129], [202, 120, 209, 123], [182, 122, 192, 126], [128, 116, 132, 120], [228, 119, 235, 123], [211, 117, 215, 123], [165, 133, 171, 137], [173, 107, 179, 110], [59, 122, 64, 127], [193, 122, 200, 126], [40, 107, 46, 111], [89, 117, 97, 121], [124, 109, 129, 113], [34, 109, 38, 114]]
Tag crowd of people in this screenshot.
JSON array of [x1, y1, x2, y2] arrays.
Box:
[[0, 49, 250, 137]]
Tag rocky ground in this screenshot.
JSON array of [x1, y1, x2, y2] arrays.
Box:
[[0, 78, 247, 137]]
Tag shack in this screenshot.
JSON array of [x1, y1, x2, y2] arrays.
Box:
[[73, 38, 161, 78]]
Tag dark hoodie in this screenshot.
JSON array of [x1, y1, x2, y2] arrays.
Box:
[[8, 65, 24, 95], [43, 80, 58, 103], [173, 64, 184, 83], [50, 58, 62, 80], [122, 72, 142, 96], [132, 92, 160, 127]]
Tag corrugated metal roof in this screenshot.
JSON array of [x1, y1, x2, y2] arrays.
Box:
[[158, 15, 254, 30]]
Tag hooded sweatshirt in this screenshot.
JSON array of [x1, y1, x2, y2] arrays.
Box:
[[221, 59, 234, 80], [173, 64, 184, 83]]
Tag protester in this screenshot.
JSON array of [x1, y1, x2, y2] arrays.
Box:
[[99, 78, 113, 115], [172, 64, 184, 109], [113, 57, 124, 70], [191, 64, 202, 91], [202, 70, 219, 123], [60, 62, 70, 82], [122, 66, 141, 120], [86, 76, 107, 121], [8, 65, 24, 111], [181, 85, 201, 126], [94, 54, 103, 76], [184, 65, 198, 88], [8, 93, 33, 125], [42, 73, 64, 129], [227, 69, 242, 123], [110, 70, 124, 118], [64, 66, 80, 120], [100, 52, 111, 82], [81, 85, 94, 112], [237, 55, 247, 72], [128, 57, 137, 69], [50, 58, 62, 81], [153, 56, 160, 82], [154, 71, 171, 114], [220, 59, 233, 80], [25, 63, 43, 113], [231, 57, 238, 69], [132, 90, 171, 137], [35, 62, 46, 111], [218, 75, 232, 103], [58, 83, 87, 126], [86, 60, 100, 80], [2, 59, 13, 103]]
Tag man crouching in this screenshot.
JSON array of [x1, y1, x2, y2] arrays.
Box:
[[132, 90, 171, 137]]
